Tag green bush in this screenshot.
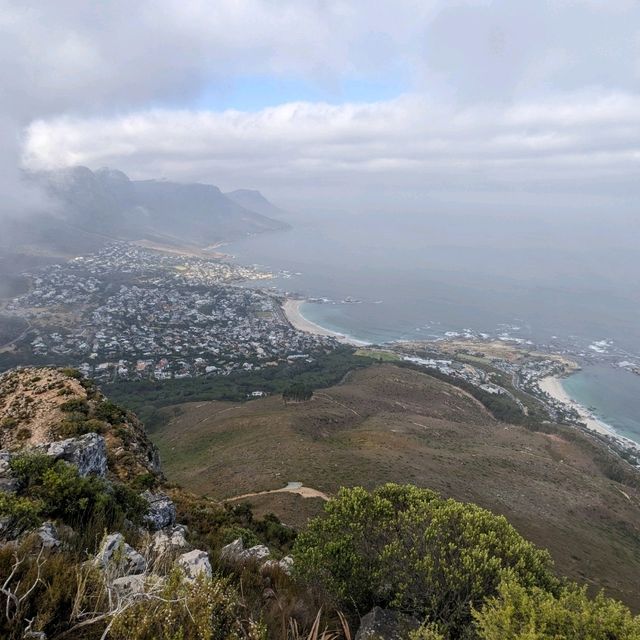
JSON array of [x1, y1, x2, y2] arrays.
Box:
[[56, 417, 106, 439], [59, 398, 90, 414], [60, 367, 82, 379], [1, 416, 19, 429], [7, 453, 148, 538], [0, 493, 43, 535], [94, 400, 127, 424], [474, 578, 640, 639], [294, 484, 557, 637]]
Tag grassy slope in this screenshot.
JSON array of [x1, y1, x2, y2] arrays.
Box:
[[150, 364, 640, 610]]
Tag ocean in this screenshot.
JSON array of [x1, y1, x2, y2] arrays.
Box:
[[229, 209, 640, 440]]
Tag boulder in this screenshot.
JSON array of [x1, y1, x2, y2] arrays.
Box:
[[220, 537, 270, 564], [141, 491, 176, 530], [261, 555, 294, 576], [355, 607, 420, 640], [177, 549, 212, 582], [36, 522, 61, 549], [151, 524, 189, 557], [220, 537, 245, 562], [242, 544, 270, 562], [37, 433, 107, 476], [0, 451, 18, 493], [96, 533, 146, 575], [111, 574, 147, 597]]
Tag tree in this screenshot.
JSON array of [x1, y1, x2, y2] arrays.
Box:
[[293, 484, 557, 637], [474, 578, 640, 639], [282, 382, 313, 403]]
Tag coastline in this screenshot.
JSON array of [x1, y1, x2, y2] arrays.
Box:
[[282, 298, 368, 346], [538, 374, 616, 437]]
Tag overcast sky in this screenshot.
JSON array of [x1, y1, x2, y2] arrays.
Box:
[[3, 0, 640, 213]]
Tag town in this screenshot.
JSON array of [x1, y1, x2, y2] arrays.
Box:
[[3, 243, 338, 380]]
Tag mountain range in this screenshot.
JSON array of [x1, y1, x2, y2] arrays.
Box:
[[4, 167, 289, 256]]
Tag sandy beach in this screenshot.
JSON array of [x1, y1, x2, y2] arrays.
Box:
[[282, 299, 367, 346], [538, 375, 615, 436]]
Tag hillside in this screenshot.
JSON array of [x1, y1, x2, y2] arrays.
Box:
[[2, 365, 640, 638], [9, 167, 289, 257], [225, 188, 288, 219], [150, 363, 640, 610]]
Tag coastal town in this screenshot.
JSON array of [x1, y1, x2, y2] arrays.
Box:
[[1, 241, 639, 468], [0, 243, 338, 381]]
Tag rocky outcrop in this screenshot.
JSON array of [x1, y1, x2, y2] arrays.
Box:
[[95, 533, 147, 575], [177, 549, 212, 582], [0, 368, 162, 482], [355, 607, 420, 640], [36, 433, 107, 477], [141, 491, 176, 530], [151, 524, 189, 557], [220, 537, 271, 564]]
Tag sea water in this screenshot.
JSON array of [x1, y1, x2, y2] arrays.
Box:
[[229, 209, 640, 440]]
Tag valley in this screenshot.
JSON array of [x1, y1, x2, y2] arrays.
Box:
[[150, 363, 640, 610]]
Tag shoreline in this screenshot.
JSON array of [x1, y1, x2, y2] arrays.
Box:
[[282, 298, 369, 346], [538, 374, 616, 437]]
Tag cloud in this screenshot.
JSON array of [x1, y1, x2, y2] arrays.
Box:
[[2, 0, 640, 214], [24, 91, 640, 209]]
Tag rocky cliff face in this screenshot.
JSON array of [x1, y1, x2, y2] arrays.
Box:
[[0, 367, 160, 481]]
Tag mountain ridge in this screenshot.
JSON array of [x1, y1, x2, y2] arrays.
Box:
[[10, 167, 289, 256]]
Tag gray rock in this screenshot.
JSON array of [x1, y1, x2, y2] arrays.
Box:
[[151, 524, 189, 557], [36, 522, 61, 549], [111, 574, 147, 596], [242, 544, 270, 562], [220, 537, 271, 565], [0, 451, 18, 493], [36, 433, 107, 476], [141, 491, 176, 530], [278, 555, 294, 574], [96, 533, 146, 575], [261, 555, 294, 575], [355, 607, 420, 640], [220, 537, 244, 562], [177, 549, 212, 582]]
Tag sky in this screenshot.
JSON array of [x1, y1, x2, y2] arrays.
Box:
[[2, 0, 640, 213]]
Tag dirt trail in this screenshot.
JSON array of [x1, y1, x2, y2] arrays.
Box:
[[225, 482, 330, 503]]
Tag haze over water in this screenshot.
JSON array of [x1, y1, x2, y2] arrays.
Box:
[[230, 208, 640, 439]]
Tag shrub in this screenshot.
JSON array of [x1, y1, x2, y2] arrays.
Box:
[[0, 541, 89, 640], [56, 417, 106, 439], [109, 572, 266, 640], [59, 398, 90, 414], [7, 454, 148, 539], [94, 400, 127, 424], [15, 427, 31, 441], [0, 493, 42, 535], [294, 484, 557, 637], [474, 578, 640, 639], [60, 367, 82, 379]]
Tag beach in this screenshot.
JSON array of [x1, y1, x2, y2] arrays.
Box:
[[282, 299, 367, 346], [538, 375, 615, 436]]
